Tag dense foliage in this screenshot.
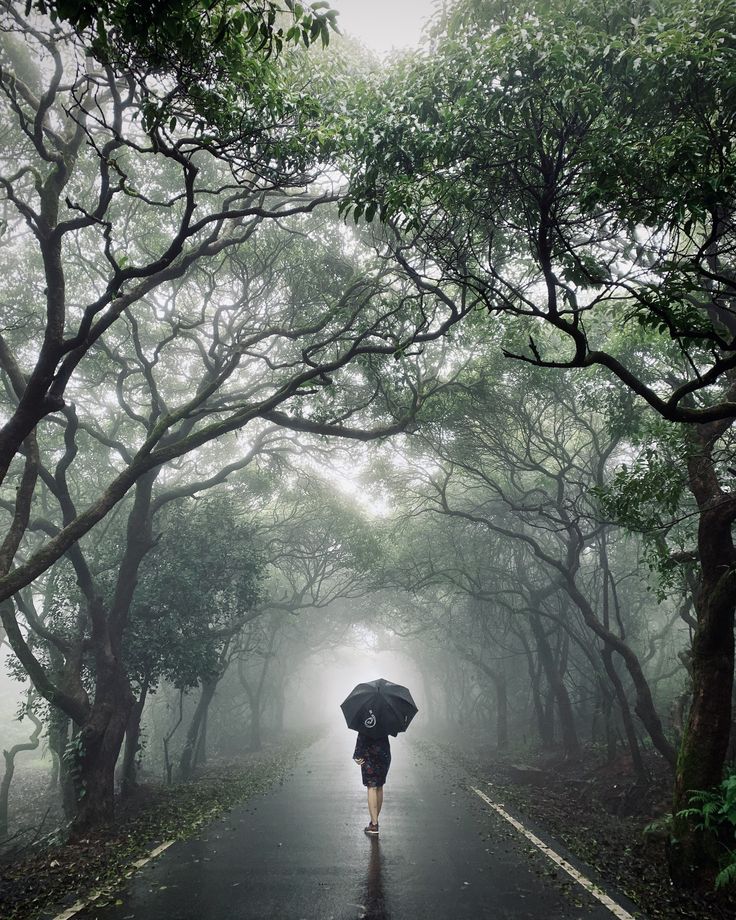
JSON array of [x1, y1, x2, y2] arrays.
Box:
[[1, 0, 736, 905]]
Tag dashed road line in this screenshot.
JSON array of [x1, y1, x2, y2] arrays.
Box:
[[471, 786, 638, 920]]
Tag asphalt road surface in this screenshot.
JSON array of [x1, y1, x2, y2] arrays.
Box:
[[69, 736, 642, 920]]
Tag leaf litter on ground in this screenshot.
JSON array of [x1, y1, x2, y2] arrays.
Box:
[[427, 738, 736, 920], [0, 742, 305, 920]]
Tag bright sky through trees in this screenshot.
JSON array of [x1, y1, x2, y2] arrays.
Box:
[[329, 0, 439, 53], [3, 1, 736, 909]]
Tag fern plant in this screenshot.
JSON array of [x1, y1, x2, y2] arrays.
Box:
[[678, 772, 736, 889]]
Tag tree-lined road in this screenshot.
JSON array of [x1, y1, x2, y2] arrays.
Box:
[[72, 738, 638, 920]]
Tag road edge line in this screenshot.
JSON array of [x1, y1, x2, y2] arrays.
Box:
[[50, 792, 233, 920], [50, 839, 176, 920], [470, 786, 638, 920], [47, 746, 311, 920]]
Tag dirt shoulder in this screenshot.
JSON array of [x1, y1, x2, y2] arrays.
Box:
[[440, 741, 736, 920], [0, 743, 304, 920]]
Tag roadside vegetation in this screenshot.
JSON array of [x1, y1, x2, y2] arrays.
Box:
[[1, 743, 304, 920], [1, 0, 736, 912]]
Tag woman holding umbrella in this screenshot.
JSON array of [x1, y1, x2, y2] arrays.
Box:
[[341, 678, 418, 836], [353, 732, 391, 835]]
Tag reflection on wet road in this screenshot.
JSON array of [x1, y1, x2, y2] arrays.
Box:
[[73, 735, 637, 920], [361, 836, 388, 919]]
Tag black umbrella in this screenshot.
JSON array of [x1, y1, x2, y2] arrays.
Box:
[[341, 678, 418, 738]]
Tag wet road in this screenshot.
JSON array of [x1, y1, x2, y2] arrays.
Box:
[[71, 736, 640, 920]]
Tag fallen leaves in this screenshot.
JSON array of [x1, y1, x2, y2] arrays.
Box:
[[444, 741, 736, 920], [0, 744, 304, 920]]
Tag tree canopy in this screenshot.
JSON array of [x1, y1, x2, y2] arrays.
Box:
[[2, 0, 736, 899], [344, 0, 736, 422]]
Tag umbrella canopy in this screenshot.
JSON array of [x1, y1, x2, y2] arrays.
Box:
[[341, 678, 418, 738]]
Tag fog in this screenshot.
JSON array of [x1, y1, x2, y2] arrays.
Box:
[[0, 662, 30, 750], [328, 0, 437, 55], [0, 0, 726, 910], [285, 639, 428, 739]]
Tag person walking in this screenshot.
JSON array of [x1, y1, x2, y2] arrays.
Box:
[[340, 678, 417, 835], [353, 731, 391, 835]]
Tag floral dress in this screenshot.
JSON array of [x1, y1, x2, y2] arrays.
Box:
[[353, 732, 391, 788]]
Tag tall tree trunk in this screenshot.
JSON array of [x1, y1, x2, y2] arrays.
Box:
[[239, 630, 276, 754], [601, 649, 647, 781], [670, 422, 736, 887], [179, 678, 217, 781], [562, 576, 676, 766], [194, 703, 208, 767], [242, 670, 264, 752], [72, 474, 156, 830], [528, 613, 579, 756], [454, 645, 511, 751], [249, 703, 263, 752], [48, 709, 77, 819], [598, 536, 646, 780], [601, 679, 618, 764], [72, 663, 134, 831], [163, 689, 184, 786], [120, 678, 150, 798], [519, 630, 554, 748], [505, 524, 675, 765], [493, 672, 508, 750]]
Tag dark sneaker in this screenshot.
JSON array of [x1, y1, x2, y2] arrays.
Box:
[[364, 823, 379, 835]]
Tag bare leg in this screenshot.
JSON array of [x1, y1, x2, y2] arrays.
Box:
[[376, 786, 384, 819], [367, 787, 379, 825]]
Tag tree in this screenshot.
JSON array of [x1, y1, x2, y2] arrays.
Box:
[[0, 8, 472, 829], [367, 360, 686, 767], [344, 0, 736, 885], [122, 492, 265, 791], [32, 0, 339, 123], [0, 688, 42, 838]]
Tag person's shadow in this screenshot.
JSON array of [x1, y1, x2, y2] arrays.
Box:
[[358, 836, 390, 919]]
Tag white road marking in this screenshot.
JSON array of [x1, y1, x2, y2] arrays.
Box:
[[51, 839, 176, 920], [49, 792, 238, 920], [471, 786, 638, 920], [131, 838, 176, 867]]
